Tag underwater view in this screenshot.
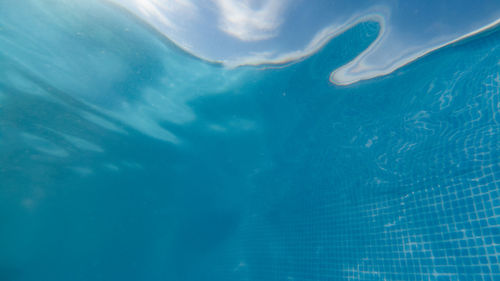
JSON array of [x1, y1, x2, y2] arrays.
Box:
[[1, 0, 500, 280]]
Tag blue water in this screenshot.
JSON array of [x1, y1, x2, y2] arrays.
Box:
[[1, 1, 499, 281]]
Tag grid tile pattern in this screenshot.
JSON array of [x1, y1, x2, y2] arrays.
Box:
[[209, 40, 500, 281]]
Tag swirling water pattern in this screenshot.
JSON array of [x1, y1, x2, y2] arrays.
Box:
[[0, 1, 499, 280]]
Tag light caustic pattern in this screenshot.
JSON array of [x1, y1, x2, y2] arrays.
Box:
[[0, 1, 499, 281]]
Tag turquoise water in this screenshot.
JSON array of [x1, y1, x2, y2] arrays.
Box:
[[1, 1, 499, 281]]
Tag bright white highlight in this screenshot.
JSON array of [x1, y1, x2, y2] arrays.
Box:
[[213, 0, 288, 41], [119, 0, 198, 30], [111, 0, 500, 86]]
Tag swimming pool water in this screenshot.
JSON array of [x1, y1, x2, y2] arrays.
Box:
[[0, 1, 499, 280]]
